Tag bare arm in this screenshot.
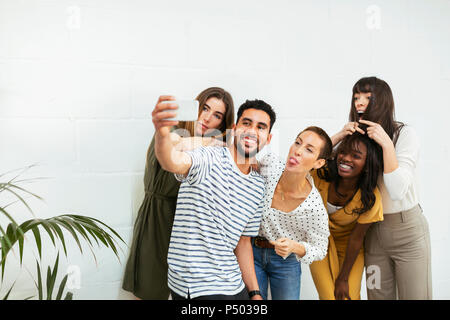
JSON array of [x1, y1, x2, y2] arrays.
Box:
[[334, 222, 372, 300], [175, 136, 225, 152], [152, 95, 192, 175], [332, 122, 365, 146], [234, 236, 262, 300]]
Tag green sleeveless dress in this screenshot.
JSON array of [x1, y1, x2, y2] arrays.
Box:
[[122, 135, 181, 299]]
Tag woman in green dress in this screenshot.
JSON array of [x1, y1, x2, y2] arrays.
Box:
[[122, 87, 235, 299]]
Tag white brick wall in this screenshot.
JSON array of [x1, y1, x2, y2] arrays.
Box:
[[1, 0, 449, 300]]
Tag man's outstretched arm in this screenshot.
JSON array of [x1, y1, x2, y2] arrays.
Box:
[[152, 95, 192, 176]]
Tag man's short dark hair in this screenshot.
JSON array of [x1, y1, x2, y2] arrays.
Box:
[[236, 99, 277, 132]]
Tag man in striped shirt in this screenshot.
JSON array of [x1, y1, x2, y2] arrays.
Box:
[[152, 97, 276, 300]]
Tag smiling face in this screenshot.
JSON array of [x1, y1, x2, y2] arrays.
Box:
[[285, 131, 326, 174], [336, 140, 367, 179], [353, 92, 372, 115], [195, 97, 226, 136], [233, 108, 272, 159]]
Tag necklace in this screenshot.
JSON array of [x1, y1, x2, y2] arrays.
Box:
[[277, 179, 309, 201], [280, 186, 286, 201], [275, 181, 286, 201]]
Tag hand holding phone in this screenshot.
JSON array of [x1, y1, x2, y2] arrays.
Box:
[[152, 96, 179, 135]]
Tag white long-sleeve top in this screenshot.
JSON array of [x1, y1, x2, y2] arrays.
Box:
[[258, 152, 330, 265], [378, 125, 420, 214]]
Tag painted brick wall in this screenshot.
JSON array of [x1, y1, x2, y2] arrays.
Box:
[[1, 0, 449, 299]]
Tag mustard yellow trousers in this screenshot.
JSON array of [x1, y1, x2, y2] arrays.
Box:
[[309, 235, 365, 300]]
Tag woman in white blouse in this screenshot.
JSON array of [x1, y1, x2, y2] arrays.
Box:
[[332, 76, 431, 299], [253, 126, 332, 300]]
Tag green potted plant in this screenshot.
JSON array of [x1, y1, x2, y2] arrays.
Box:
[[1, 166, 126, 300]]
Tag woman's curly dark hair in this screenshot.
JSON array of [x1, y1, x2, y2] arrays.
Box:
[[317, 132, 383, 215]]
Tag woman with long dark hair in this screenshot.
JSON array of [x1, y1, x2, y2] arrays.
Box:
[[310, 132, 384, 300], [122, 87, 235, 300], [332, 76, 432, 300]]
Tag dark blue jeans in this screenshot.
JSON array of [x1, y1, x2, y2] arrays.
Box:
[[252, 242, 301, 300]]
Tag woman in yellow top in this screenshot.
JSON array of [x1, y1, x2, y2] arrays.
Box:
[[310, 131, 383, 300]]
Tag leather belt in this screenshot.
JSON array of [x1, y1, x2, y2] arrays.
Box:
[[253, 237, 274, 249]]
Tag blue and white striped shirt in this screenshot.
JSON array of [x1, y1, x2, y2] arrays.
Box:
[[167, 146, 265, 298]]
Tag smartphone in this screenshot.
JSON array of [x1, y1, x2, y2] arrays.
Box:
[[160, 100, 199, 121]]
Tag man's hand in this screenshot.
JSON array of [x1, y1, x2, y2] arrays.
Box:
[[152, 95, 179, 136], [152, 95, 192, 175]]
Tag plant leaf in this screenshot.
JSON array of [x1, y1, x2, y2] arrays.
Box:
[[39, 220, 56, 246], [0, 206, 20, 230], [55, 274, 68, 300], [46, 253, 59, 300], [73, 215, 125, 244], [1, 166, 128, 302], [1, 281, 15, 300], [0, 225, 14, 279], [64, 292, 73, 300], [31, 226, 42, 260], [1, 186, 37, 216], [53, 218, 83, 254], [46, 265, 52, 300], [36, 260, 43, 300], [65, 217, 94, 248], [48, 222, 67, 257]]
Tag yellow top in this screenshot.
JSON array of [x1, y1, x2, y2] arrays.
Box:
[[311, 170, 383, 240]]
